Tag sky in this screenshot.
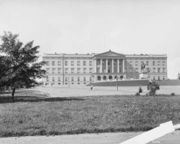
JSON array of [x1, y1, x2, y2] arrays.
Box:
[[0, 0, 180, 79]]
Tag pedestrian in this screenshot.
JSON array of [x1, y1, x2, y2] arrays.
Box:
[[139, 87, 142, 94], [90, 85, 93, 90]]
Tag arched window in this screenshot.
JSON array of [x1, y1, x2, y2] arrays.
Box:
[[103, 76, 106, 80], [97, 76, 101, 81], [109, 75, 112, 80]]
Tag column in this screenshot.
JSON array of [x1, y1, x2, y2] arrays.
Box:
[[100, 59, 102, 73], [117, 59, 119, 73], [106, 59, 108, 73], [112, 59, 114, 73], [94, 59, 97, 73], [122, 59, 125, 73]]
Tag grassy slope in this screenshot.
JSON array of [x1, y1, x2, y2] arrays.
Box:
[[0, 91, 180, 137]]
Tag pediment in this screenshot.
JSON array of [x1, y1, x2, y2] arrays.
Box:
[[94, 50, 125, 59]]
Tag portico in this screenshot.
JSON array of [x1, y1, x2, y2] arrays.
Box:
[[93, 50, 126, 82]]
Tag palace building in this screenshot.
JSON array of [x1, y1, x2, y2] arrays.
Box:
[[42, 50, 167, 86]]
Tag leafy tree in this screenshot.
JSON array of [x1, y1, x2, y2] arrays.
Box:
[[0, 32, 46, 101]]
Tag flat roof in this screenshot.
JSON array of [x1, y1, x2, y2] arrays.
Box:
[[43, 53, 167, 58]]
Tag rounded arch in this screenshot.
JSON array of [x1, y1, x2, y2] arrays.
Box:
[[109, 75, 112, 80], [97, 76, 101, 81], [103, 76, 107, 80]]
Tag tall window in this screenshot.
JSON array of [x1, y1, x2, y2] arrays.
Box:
[[71, 68, 74, 73], [71, 61, 74, 66], [89, 68, 92, 73], [71, 77, 74, 84], [46, 68, 50, 74], [52, 68, 56, 74], [77, 77, 80, 84], [52, 61, 55, 66], [146, 61, 149, 66], [77, 68, 81, 73], [65, 61, 68, 66], [83, 68, 86, 73], [153, 61, 155, 66], [83, 77, 86, 84], [58, 68, 61, 74], [163, 68, 166, 73], [89, 61, 92, 66], [83, 61, 86, 66], [45, 61, 49, 66], [77, 61, 80, 66], [58, 61, 61, 66], [65, 68, 68, 74], [153, 68, 156, 72]]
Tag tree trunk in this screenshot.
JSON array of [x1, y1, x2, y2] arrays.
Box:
[[12, 87, 16, 102]]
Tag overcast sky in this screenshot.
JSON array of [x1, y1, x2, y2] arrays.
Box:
[[0, 0, 180, 79]]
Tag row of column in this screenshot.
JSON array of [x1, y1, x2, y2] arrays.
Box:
[[97, 59, 125, 73]]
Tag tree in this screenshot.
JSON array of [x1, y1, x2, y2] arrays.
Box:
[[147, 81, 160, 96], [0, 32, 46, 101]]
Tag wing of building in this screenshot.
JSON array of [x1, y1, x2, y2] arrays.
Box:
[[42, 50, 167, 86]]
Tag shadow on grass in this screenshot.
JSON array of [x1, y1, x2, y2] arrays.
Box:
[[0, 96, 84, 103]]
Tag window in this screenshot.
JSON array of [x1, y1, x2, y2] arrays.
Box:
[[65, 68, 68, 74], [83, 61, 86, 66], [146, 61, 149, 66], [52, 61, 55, 66], [97, 59, 100, 65], [71, 68, 74, 73], [58, 61, 61, 66], [65, 77, 68, 84], [89, 61, 92, 66], [58, 68, 61, 74], [45, 61, 49, 66], [46, 68, 50, 74], [52, 77, 55, 82], [83, 68, 86, 73], [65, 61, 68, 66], [153, 68, 156, 72], [77, 77, 80, 84], [83, 77, 86, 84], [153, 61, 155, 66], [71, 77, 74, 84], [158, 76, 160, 80], [77, 61, 80, 66], [163, 68, 166, 73], [109, 75, 112, 80], [52, 68, 56, 74], [71, 61, 74, 66], [158, 68, 161, 73], [97, 76, 101, 81], [58, 77, 61, 82], [147, 68, 150, 72], [77, 68, 81, 73], [89, 68, 92, 73], [46, 76, 49, 82]]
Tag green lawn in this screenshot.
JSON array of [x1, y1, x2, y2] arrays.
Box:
[[0, 90, 180, 137]]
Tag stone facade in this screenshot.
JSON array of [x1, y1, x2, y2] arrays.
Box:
[[42, 50, 167, 86]]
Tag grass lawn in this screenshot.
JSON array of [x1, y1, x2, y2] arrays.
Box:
[[0, 89, 180, 137]]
